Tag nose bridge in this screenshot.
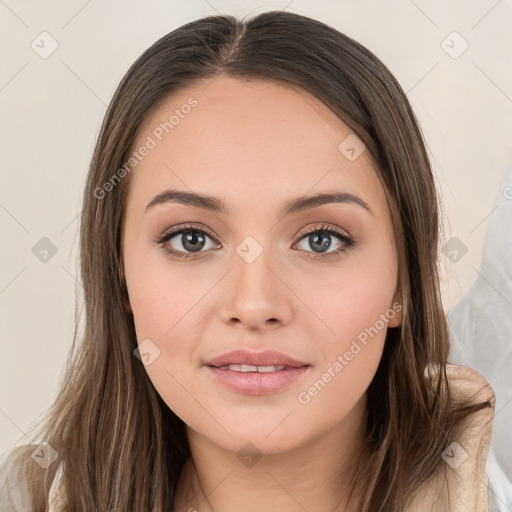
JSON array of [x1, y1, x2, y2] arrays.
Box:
[[233, 233, 279, 297], [220, 233, 292, 327]]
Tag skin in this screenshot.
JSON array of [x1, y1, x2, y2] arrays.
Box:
[[121, 74, 402, 512]]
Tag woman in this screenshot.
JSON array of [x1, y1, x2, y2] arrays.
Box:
[[0, 10, 496, 511]]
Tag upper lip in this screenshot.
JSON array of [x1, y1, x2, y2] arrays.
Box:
[[205, 349, 309, 368]]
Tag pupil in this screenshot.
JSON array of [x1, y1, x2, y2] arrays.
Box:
[[183, 231, 205, 252], [310, 233, 331, 252]]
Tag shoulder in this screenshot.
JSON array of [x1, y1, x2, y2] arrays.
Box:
[[0, 443, 66, 512], [0, 444, 37, 511], [443, 362, 496, 407], [407, 363, 496, 512], [444, 364, 495, 510]]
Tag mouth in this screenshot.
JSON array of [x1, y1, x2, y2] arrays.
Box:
[[203, 349, 311, 395], [210, 364, 308, 372], [205, 363, 311, 395]]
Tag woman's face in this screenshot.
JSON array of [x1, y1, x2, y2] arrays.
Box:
[[121, 75, 401, 455]]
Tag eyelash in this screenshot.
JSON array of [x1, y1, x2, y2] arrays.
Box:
[[154, 222, 355, 261]]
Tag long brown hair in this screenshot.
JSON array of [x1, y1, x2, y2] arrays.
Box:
[[1, 10, 493, 511]]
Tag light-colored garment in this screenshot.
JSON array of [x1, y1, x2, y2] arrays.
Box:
[[405, 363, 497, 512], [0, 364, 497, 511]]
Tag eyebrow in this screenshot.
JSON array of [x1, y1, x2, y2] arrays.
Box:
[[145, 188, 373, 217]]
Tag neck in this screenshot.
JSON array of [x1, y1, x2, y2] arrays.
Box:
[[173, 395, 369, 512]]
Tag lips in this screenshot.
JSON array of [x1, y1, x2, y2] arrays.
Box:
[[205, 349, 309, 369], [207, 365, 310, 395]]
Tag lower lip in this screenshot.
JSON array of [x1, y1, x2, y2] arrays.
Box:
[[206, 365, 310, 395]]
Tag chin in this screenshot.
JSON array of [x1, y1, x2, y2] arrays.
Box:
[[200, 420, 308, 456]]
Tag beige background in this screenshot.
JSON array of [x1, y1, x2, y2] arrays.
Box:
[[0, 0, 511, 472]]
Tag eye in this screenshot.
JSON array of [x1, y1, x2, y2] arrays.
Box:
[[294, 223, 355, 260], [155, 223, 219, 259], [154, 222, 355, 261]]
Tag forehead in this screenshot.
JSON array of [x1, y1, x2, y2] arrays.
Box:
[[126, 75, 387, 217]]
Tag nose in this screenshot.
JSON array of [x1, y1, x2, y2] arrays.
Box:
[[219, 244, 294, 331]]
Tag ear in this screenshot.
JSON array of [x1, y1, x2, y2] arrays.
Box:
[[125, 298, 133, 313], [387, 291, 402, 328]]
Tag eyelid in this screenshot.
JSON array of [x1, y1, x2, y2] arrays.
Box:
[[156, 222, 353, 244], [297, 223, 353, 241], [155, 222, 218, 242]]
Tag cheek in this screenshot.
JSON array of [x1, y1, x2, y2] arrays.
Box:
[[124, 245, 206, 341], [294, 248, 397, 344], [123, 248, 211, 415], [291, 274, 394, 430], [291, 248, 397, 393], [126, 263, 205, 424]]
